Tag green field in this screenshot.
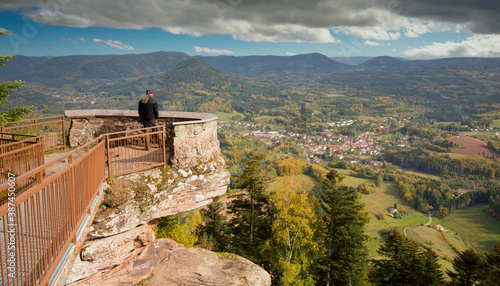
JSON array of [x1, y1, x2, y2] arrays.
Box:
[[360, 181, 428, 257], [400, 169, 442, 181], [406, 226, 469, 273], [492, 119, 500, 129], [436, 205, 500, 253], [214, 111, 246, 121], [266, 172, 500, 268], [441, 152, 468, 159], [324, 93, 345, 97]]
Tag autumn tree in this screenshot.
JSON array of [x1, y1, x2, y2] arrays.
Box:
[[264, 179, 319, 286], [316, 170, 370, 286], [446, 249, 483, 286], [0, 31, 33, 122], [228, 151, 272, 261]]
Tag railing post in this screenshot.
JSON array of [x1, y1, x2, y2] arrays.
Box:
[[62, 115, 66, 149], [162, 125, 167, 169], [106, 134, 111, 178]]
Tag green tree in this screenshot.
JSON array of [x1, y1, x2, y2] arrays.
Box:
[[153, 215, 197, 247], [481, 242, 500, 286], [228, 151, 272, 261], [316, 170, 370, 286], [447, 249, 482, 286], [264, 179, 319, 286], [0, 31, 33, 122], [421, 247, 446, 285], [196, 200, 230, 251], [370, 231, 444, 286]]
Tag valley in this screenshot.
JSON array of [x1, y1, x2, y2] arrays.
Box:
[[2, 51, 500, 282]]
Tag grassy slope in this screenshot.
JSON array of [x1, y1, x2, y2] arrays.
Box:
[[359, 180, 427, 257], [492, 119, 500, 129], [435, 205, 500, 252], [266, 170, 500, 274]]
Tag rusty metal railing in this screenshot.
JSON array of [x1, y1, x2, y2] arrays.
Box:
[[0, 134, 45, 193], [105, 125, 167, 177], [0, 136, 106, 286], [0, 120, 169, 285], [1, 116, 65, 151]]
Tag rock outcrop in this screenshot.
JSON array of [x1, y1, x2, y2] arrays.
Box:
[[67, 225, 271, 286], [61, 109, 268, 285], [88, 159, 229, 238]]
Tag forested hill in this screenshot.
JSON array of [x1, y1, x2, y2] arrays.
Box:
[[198, 53, 348, 83], [0, 51, 190, 87], [3, 52, 499, 89], [105, 57, 281, 111], [3, 51, 500, 114]]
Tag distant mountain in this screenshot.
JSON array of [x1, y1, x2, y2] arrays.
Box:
[[108, 57, 279, 103], [0, 55, 51, 80], [411, 57, 500, 72], [156, 57, 240, 86], [330, 56, 373, 65], [2, 52, 190, 88], [199, 53, 348, 83], [356, 56, 410, 70]]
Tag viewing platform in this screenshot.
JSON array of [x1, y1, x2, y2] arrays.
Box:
[[65, 109, 220, 171], [0, 110, 227, 286]]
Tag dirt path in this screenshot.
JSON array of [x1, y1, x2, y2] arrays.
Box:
[[404, 213, 432, 236]]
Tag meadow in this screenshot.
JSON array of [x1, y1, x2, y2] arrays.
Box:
[[434, 205, 500, 253], [265, 170, 500, 265]]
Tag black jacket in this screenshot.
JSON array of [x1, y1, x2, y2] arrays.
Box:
[[138, 97, 159, 121]]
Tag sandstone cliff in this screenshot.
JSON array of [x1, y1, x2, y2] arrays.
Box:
[[67, 225, 271, 286], [88, 159, 229, 238]]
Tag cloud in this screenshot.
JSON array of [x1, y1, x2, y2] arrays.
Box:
[[1, 0, 499, 44], [193, 46, 233, 55], [403, 35, 500, 59], [364, 40, 381, 47], [78, 37, 86, 42], [61, 36, 77, 44], [92, 38, 136, 51], [397, 0, 500, 35], [286, 52, 296, 56]]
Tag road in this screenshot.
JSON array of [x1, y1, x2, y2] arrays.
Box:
[[404, 213, 432, 236]]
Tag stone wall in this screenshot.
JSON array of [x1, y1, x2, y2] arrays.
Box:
[[170, 118, 221, 170], [65, 109, 222, 170]]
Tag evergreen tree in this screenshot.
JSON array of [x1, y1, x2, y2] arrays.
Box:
[[421, 247, 446, 286], [0, 31, 33, 122], [227, 151, 272, 261], [196, 200, 230, 251], [447, 249, 482, 286], [370, 230, 445, 286], [316, 170, 370, 286], [481, 242, 500, 286], [370, 230, 423, 286]]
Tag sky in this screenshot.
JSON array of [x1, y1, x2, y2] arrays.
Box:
[[0, 0, 499, 60]]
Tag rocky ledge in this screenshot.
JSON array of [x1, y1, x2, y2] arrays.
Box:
[[67, 225, 271, 286], [88, 158, 230, 238]]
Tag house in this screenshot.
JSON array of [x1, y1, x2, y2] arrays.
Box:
[[388, 208, 397, 217], [433, 224, 445, 231]]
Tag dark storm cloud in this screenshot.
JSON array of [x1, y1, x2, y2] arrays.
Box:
[[0, 0, 498, 43]]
